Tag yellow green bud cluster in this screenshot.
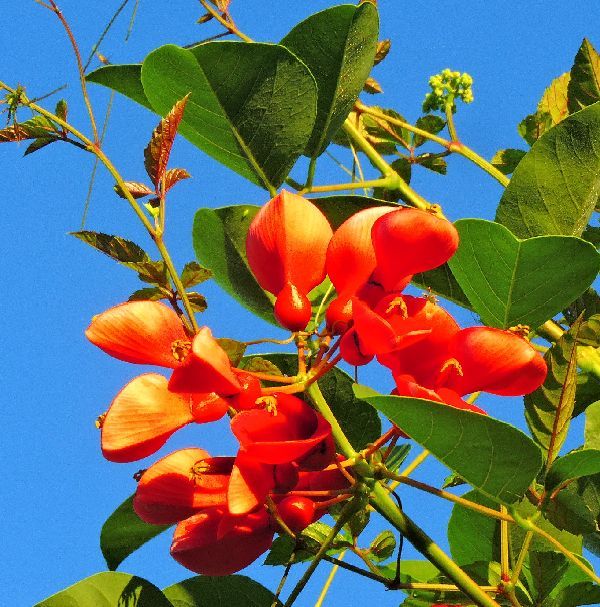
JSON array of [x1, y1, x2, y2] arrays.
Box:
[[422, 68, 474, 112]]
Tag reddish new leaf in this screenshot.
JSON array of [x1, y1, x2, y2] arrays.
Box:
[[114, 181, 154, 200], [165, 168, 191, 192], [144, 94, 190, 188]]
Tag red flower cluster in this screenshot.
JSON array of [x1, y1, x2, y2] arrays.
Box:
[[86, 191, 547, 577], [86, 301, 347, 575], [245, 192, 547, 415]]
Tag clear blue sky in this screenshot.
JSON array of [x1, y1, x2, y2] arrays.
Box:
[[1, 2, 598, 605]]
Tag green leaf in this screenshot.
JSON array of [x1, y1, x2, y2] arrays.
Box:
[[448, 219, 599, 329], [24, 137, 55, 156], [280, 3, 379, 157], [376, 560, 440, 583], [216, 338, 247, 366], [447, 490, 500, 565], [193, 205, 276, 326], [546, 449, 600, 490], [135, 260, 169, 286], [187, 292, 207, 313], [381, 444, 411, 473], [525, 316, 583, 458], [370, 530, 396, 561], [550, 581, 600, 607], [575, 372, 600, 417], [491, 148, 526, 175], [411, 264, 471, 309], [518, 110, 553, 146], [0, 115, 57, 142], [356, 388, 543, 504], [163, 575, 280, 607], [100, 495, 171, 571], [416, 154, 447, 175], [538, 72, 571, 125], [34, 572, 171, 607], [582, 224, 600, 249], [141, 43, 317, 189], [523, 551, 569, 604], [568, 38, 600, 113], [245, 354, 381, 449], [71, 230, 150, 264], [585, 401, 600, 449], [129, 287, 165, 302], [564, 287, 600, 324], [543, 480, 598, 535], [87, 64, 152, 109], [180, 261, 212, 288], [496, 101, 600, 238], [413, 115, 445, 147]]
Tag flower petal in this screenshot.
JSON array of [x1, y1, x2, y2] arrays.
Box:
[[101, 373, 195, 463], [134, 449, 232, 524], [227, 452, 275, 515], [86, 301, 188, 367]]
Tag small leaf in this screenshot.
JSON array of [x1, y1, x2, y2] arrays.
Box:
[[163, 575, 280, 607], [374, 39, 391, 65], [115, 181, 154, 200], [144, 94, 189, 187], [356, 387, 543, 504], [24, 137, 55, 156], [128, 287, 165, 302], [568, 38, 600, 113], [362, 107, 412, 149], [546, 449, 600, 490], [132, 260, 169, 286], [538, 72, 571, 125], [100, 495, 171, 571], [416, 154, 447, 175], [187, 292, 207, 313], [497, 101, 600, 238], [280, 3, 379, 157], [525, 316, 583, 459], [34, 572, 171, 607], [164, 167, 191, 191], [180, 261, 212, 288], [55, 99, 68, 122], [413, 115, 445, 147], [544, 479, 598, 535], [448, 219, 599, 329], [363, 77, 383, 94], [0, 116, 56, 142], [370, 530, 396, 561], [564, 287, 600, 324], [71, 230, 150, 264], [241, 356, 284, 377], [382, 444, 411, 473], [491, 148, 526, 175], [216, 338, 246, 366], [442, 472, 466, 489], [310, 195, 397, 230]]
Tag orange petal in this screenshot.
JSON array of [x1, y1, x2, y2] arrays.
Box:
[[227, 452, 274, 515], [134, 449, 232, 524], [101, 373, 194, 462], [86, 301, 188, 367], [246, 190, 333, 295], [168, 327, 241, 395]]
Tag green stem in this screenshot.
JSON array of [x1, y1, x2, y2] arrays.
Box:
[[511, 531, 533, 585], [314, 552, 344, 607], [451, 141, 509, 187], [341, 118, 430, 211], [370, 483, 501, 607], [305, 155, 318, 189], [284, 497, 362, 607], [301, 177, 393, 195], [445, 98, 459, 142]]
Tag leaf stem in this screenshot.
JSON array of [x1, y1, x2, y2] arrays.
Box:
[[500, 505, 510, 581], [510, 530, 533, 586], [314, 551, 344, 607], [198, 0, 253, 42], [445, 99, 459, 142]]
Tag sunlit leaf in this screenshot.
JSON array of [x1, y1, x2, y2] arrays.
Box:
[[568, 38, 600, 112], [491, 148, 526, 175], [546, 449, 600, 490]]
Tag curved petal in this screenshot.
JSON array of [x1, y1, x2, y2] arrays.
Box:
[[227, 452, 275, 515], [444, 327, 548, 396], [351, 297, 399, 356], [101, 374, 194, 463], [168, 327, 241, 395], [134, 449, 232, 524], [371, 208, 459, 291], [246, 190, 333, 295], [86, 301, 188, 367], [231, 394, 332, 464], [171, 508, 273, 576], [326, 206, 395, 294]]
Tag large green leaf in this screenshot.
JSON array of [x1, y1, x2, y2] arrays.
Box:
[[568, 38, 600, 113], [543, 478, 598, 535], [412, 264, 471, 309], [585, 401, 600, 448], [193, 205, 276, 325], [241, 354, 381, 449], [281, 3, 379, 157], [448, 219, 599, 329], [355, 388, 543, 504], [496, 102, 600, 238], [447, 490, 500, 566], [546, 449, 600, 490], [93, 43, 317, 189], [525, 316, 582, 459], [550, 582, 600, 607], [100, 495, 171, 571], [163, 575, 279, 607], [87, 64, 151, 109], [35, 572, 171, 607]]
